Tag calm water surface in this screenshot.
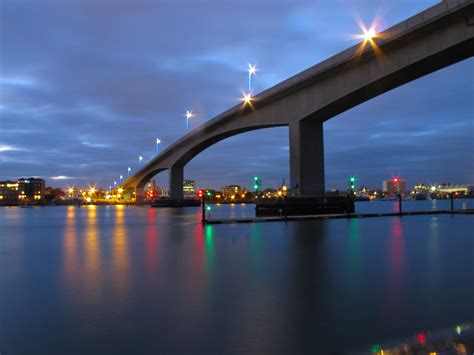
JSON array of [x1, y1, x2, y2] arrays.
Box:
[[1, 202, 473, 354]]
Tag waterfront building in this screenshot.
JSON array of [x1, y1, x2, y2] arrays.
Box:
[[221, 185, 242, 197], [18, 178, 45, 201], [383, 178, 406, 195], [0, 180, 20, 204], [183, 180, 196, 196], [0, 178, 45, 204]]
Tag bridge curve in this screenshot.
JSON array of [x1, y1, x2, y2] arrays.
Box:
[[123, 0, 474, 199]]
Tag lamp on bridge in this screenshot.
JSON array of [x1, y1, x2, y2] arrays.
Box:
[[363, 28, 376, 41], [247, 63, 257, 91], [156, 138, 161, 153], [138, 155, 143, 167], [241, 92, 253, 108], [119, 175, 123, 184], [185, 110, 193, 130], [127, 166, 131, 177]]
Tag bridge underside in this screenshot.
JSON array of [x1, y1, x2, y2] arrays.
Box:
[[123, 0, 474, 201]]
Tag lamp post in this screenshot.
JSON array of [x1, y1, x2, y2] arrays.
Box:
[[138, 155, 143, 167], [185, 110, 193, 130], [127, 167, 131, 177], [156, 138, 161, 153], [119, 175, 123, 184], [248, 64, 257, 91]]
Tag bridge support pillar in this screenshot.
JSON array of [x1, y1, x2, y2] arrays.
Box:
[[135, 187, 145, 202], [169, 165, 184, 200], [289, 120, 325, 196]]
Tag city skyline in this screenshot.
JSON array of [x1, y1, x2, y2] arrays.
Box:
[[1, 0, 473, 190]]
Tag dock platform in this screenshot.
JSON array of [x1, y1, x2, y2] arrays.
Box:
[[206, 209, 474, 225]]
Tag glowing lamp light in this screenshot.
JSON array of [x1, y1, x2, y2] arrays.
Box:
[[185, 110, 194, 129], [248, 63, 257, 76], [363, 27, 376, 41], [241, 92, 253, 105], [417, 332, 426, 344], [206, 206, 212, 211], [247, 63, 257, 91], [68, 188, 74, 194]]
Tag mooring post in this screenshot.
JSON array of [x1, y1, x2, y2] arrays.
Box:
[[398, 194, 402, 215], [201, 196, 206, 224], [346, 193, 352, 218], [450, 192, 454, 211]]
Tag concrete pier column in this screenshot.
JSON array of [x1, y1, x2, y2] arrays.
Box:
[[289, 119, 325, 196], [135, 187, 146, 202], [169, 165, 184, 200]]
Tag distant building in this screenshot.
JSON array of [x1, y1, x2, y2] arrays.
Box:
[[383, 178, 406, 195], [281, 178, 288, 194], [0, 177, 45, 204], [0, 180, 20, 204], [183, 180, 196, 196], [18, 178, 45, 201], [221, 185, 241, 197]]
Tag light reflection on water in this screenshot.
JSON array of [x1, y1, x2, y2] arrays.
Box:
[[0, 204, 473, 354]]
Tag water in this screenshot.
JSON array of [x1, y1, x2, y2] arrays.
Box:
[[1, 202, 473, 354]]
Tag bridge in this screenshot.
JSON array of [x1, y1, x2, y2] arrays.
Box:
[[123, 0, 474, 201]]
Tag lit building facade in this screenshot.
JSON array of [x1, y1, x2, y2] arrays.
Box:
[[383, 178, 406, 195], [0, 178, 45, 204], [183, 180, 196, 196], [0, 181, 20, 204], [221, 185, 242, 197]]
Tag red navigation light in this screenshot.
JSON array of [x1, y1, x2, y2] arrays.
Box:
[[417, 332, 426, 344], [197, 189, 204, 199], [393, 177, 399, 184]]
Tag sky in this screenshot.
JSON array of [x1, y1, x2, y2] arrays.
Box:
[[1, 0, 473, 190]]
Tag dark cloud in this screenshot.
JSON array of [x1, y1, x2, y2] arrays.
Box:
[[1, 0, 472, 190]]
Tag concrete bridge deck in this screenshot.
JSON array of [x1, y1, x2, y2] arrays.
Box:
[[122, 0, 474, 201]]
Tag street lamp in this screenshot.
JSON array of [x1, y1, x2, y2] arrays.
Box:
[[363, 28, 376, 41], [138, 155, 143, 167], [119, 175, 123, 184], [248, 64, 257, 91], [185, 110, 193, 130], [241, 92, 253, 107], [156, 138, 161, 153], [127, 166, 131, 177]]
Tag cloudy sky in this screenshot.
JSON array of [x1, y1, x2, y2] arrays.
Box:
[[1, 0, 473, 190]]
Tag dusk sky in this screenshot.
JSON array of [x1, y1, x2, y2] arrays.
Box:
[[1, 0, 473, 190]]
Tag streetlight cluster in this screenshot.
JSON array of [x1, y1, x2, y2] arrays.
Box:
[[117, 19, 376, 189], [118, 61, 260, 189]]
